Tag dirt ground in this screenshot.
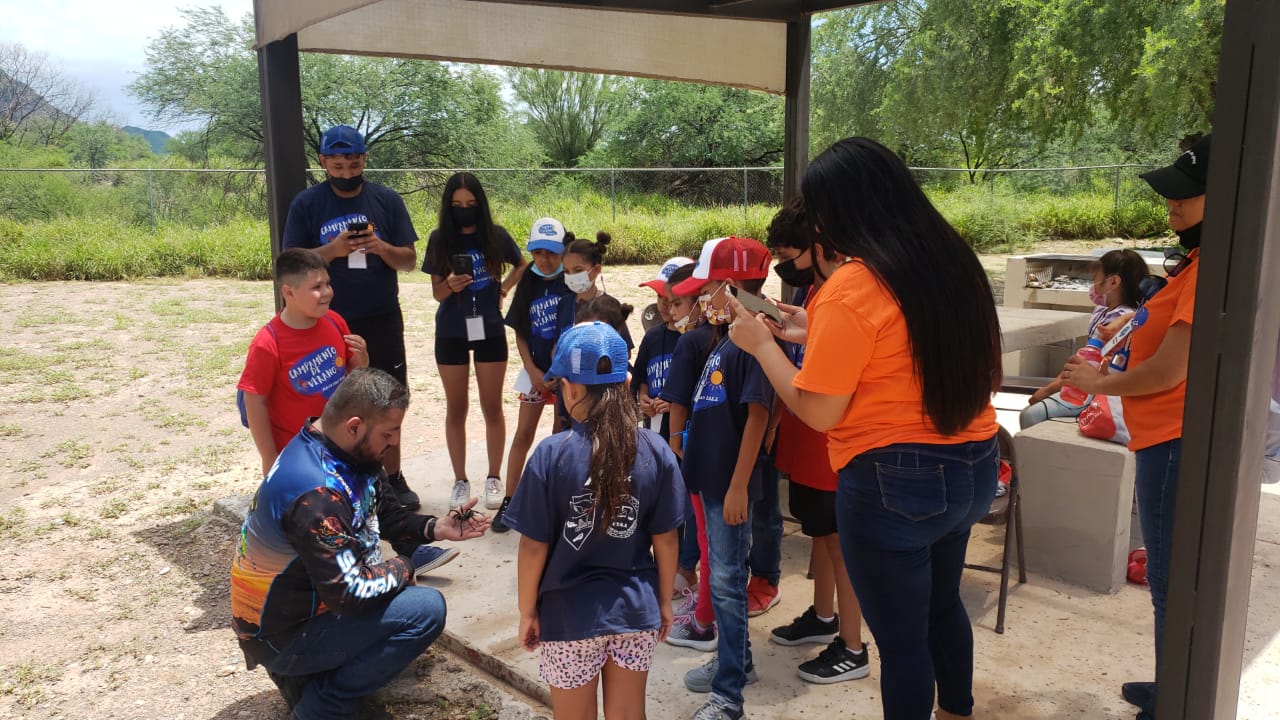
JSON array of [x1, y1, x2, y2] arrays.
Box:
[[0, 239, 1152, 719]]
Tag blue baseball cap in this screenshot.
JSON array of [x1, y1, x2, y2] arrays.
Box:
[[319, 125, 367, 155], [527, 217, 566, 253], [545, 322, 629, 385]]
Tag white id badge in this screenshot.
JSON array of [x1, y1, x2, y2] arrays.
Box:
[[347, 249, 368, 269], [466, 316, 485, 341]]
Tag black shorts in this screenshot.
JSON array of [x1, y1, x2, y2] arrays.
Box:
[[789, 480, 838, 538], [434, 334, 508, 366], [345, 310, 407, 386]]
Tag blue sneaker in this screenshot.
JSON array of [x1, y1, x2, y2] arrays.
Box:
[[410, 545, 460, 577]]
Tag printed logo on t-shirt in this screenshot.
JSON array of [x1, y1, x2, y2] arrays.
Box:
[[691, 350, 726, 412], [646, 353, 673, 397], [530, 293, 562, 339], [466, 249, 494, 291], [289, 345, 346, 398], [605, 494, 640, 540], [318, 213, 371, 245], [564, 493, 596, 550]]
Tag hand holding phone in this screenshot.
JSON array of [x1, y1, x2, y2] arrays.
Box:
[[730, 287, 783, 323], [450, 253, 473, 277]]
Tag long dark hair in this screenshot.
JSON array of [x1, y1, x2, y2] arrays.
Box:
[[1093, 249, 1148, 308], [802, 137, 1001, 435], [579, 360, 639, 523], [429, 172, 506, 281], [509, 232, 576, 341]]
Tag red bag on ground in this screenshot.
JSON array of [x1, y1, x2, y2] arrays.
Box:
[[1078, 394, 1131, 445], [1128, 547, 1148, 585]]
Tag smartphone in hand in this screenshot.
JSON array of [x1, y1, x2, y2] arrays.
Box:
[[450, 253, 473, 277], [730, 287, 783, 323], [347, 221, 369, 235]]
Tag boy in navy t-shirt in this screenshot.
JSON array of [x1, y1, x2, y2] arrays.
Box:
[[633, 256, 694, 439], [668, 237, 774, 720], [504, 322, 685, 719]]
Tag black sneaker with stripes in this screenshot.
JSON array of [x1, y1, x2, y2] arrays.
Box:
[[797, 637, 871, 684]]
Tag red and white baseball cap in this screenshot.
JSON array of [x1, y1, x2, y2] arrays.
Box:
[[670, 236, 772, 296], [639, 256, 694, 295]]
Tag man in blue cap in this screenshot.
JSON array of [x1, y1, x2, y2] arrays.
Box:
[[283, 125, 422, 513]]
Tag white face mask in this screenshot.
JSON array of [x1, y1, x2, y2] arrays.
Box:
[[698, 282, 732, 325], [565, 270, 594, 294]]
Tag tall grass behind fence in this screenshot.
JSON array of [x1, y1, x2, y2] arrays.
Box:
[[0, 165, 1170, 281]]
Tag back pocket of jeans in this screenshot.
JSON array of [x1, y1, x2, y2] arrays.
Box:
[[875, 462, 947, 521]]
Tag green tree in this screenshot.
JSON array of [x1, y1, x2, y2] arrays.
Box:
[[128, 6, 530, 168], [588, 80, 783, 168], [508, 69, 619, 166], [64, 122, 151, 168]]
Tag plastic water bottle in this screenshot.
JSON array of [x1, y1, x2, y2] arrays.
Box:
[[1061, 338, 1105, 406]]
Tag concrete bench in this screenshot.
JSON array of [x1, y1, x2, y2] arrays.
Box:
[[1014, 419, 1136, 593]]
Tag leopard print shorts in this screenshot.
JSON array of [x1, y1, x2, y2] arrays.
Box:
[[538, 630, 661, 689]]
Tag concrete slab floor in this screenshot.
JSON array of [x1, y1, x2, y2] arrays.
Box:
[[385, 432, 1280, 720]]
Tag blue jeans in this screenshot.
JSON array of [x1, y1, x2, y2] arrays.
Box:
[[749, 451, 783, 585], [265, 586, 447, 720], [679, 491, 701, 571], [1134, 438, 1181, 677], [837, 437, 998, 720], [700, 492, 754, 707]]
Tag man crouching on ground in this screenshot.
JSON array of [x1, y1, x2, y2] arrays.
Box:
[[231, 367, 489, 719]]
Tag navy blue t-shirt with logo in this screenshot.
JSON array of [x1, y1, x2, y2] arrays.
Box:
[[504, 274, 573, 372], [422, 227, 522, 340], [681, 335, 774, 501], [282, 181, 419, 321], [658, 324, 717, 412], [632, 324, 681, 439], [502, 424, 686, 642]]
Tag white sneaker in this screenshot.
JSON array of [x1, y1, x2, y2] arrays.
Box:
[[449, 479, 470, 509], [484, 476, 504, 509]]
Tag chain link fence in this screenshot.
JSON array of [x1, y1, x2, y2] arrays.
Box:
[[0, 163, 1164, 239]]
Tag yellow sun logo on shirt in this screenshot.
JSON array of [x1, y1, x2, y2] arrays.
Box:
[[709, 370, 724, 386], [335, 356, 345, 368]]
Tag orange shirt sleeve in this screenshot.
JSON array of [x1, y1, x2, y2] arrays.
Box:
[[794, 273, 875, 397], [1170, 267, 1198, 327]]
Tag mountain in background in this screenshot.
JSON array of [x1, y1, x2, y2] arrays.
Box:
[[122, 126, 171, 154]]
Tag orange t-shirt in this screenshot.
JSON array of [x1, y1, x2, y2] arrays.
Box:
[[793, 261, 999, 471], [1121, 250, 1199, 451]]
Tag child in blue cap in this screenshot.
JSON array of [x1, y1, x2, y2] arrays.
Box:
[[504, 321, 686, 720]]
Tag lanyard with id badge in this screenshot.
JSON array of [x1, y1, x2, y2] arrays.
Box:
[[452, 252, 486, 341]]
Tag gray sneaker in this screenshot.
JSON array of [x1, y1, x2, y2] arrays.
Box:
[[449, 479, 470, 509], [684, 656, 757, 694], [666, 614, 716, 652], [691, 695, 744, 720]]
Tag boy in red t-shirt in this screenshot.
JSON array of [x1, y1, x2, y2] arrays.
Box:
[[238, 249, 368, 477], [762, 200, 868, 685]]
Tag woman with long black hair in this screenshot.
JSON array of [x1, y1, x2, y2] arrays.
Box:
[[730, 137, 1001, 720], [422, 172, 527, 510]]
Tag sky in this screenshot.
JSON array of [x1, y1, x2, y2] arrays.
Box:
[[0, 0, 255, 130]]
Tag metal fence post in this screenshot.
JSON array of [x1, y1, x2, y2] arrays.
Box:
[[147, 170, 156, 230], [610, 169, 616, 221], [743, 168, 750, 228], [1113, 166, 1123, 236]]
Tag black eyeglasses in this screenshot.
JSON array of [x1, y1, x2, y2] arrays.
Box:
[[1164, 252, 1191, 277]]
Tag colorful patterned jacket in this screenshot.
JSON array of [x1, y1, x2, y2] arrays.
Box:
[[230, 424, 431, 667]]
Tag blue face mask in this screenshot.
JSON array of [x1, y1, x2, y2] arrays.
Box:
[[530, 262, 563, 279]]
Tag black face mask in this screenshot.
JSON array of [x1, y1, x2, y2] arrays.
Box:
[[328, 174, 364, 193], [452, 206, 480, 228], [773, 258, 814, 287], [1178, 222, 1202, 250]]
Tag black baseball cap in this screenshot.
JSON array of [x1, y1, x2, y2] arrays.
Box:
[[1141, 134, 1211, 200]]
